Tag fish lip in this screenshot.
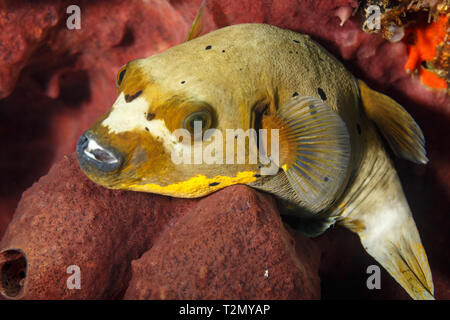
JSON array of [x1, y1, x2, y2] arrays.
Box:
[[76, 131, 124, 173]]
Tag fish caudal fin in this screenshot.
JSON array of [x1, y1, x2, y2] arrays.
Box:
[[358, 80, 428, 164], [353, 177, 434, 299], [360, 216, 434, 300], [185, 0, 206, 42], [262, 96, 351, 212]]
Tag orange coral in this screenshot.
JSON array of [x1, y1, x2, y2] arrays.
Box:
[[404, 14, 449, 90]]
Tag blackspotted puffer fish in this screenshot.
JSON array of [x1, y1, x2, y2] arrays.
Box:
[[76, 16, 434, 300]]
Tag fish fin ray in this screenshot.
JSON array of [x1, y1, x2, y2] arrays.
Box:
[[356, 211, 434, 300], [185, 0, 206, 42], [264, 96, 351, 211], [359, 80, 428, 164]]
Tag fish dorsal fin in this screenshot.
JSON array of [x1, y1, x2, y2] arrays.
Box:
[[358, 80, 428, 164], [185, 0, 206, 42], [263, 96, 351, 212]]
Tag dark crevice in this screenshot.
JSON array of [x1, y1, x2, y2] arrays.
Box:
[[0, 250, 27, 299], [58, 70, 91, 107], [116, 26, 135, 47]]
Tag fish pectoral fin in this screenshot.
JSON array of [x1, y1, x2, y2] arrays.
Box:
[[185, 0, 206, 42], [262, 96, 351, 212], [358, 80, 428, 164]]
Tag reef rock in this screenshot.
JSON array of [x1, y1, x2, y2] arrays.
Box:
[[0, 153, 197, 299], [124, 185, 320, 300]]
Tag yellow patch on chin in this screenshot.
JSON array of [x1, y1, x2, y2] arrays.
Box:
[[122, 171, 258, 198]]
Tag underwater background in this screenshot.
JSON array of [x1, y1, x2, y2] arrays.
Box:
[[0, 0, 448, 299]]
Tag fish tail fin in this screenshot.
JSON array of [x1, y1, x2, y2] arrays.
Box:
[[349, 175, 434, 299], [359, 218, 434, 300], [358, 80, 428, 164]]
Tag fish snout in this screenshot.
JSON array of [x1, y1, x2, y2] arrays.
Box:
[[76, 131, 123, 173]]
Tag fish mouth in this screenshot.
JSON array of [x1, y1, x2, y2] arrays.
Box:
[[83, 138, 119, 164], [76, 131, 124, 173]]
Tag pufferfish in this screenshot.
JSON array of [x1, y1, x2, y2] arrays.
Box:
[[76, 10, 434, 300]]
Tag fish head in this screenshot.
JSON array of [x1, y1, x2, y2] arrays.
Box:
[[76, 45, 272, 197]]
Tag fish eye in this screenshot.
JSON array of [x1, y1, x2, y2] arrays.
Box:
[[183, 110, 212, 135], [116, 65, 127, 89]]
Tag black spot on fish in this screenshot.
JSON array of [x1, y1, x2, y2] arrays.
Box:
[[317, 87, 327, 100], [222, 50, 225, 53], [125, 90, 142, 103], [293, 39, 300, 43], [133, 90, 142, 99], [118, 68, 126, 86], [181, 80, 186, 84], [292, 92, 299, 97], [253, 174, 261, 178], [205, 45, 212, 50], [146, 113, 155, 121], [296, 51, 299, 54], [209, 182, 220, 187], [324, 177, 329, 182], [357, 123, 362, 135], [145, 127, 149, 132]]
